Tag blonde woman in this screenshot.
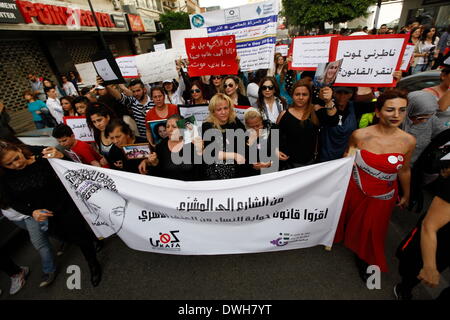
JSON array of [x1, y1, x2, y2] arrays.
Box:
[[201, 93, 246, 179]]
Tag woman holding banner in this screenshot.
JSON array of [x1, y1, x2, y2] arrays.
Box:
[[0, 140, 102, 287], [334, 89, 416, 281], [138, 115, 203, 180], [201, 93, 247, 180], [277, 80, 320, 169]]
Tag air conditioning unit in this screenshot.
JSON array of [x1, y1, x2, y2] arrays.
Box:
[[122, 4, 138, 14]]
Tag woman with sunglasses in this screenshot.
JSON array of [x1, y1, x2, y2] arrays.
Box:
[[222, 76, 251, 106], [187, 80, 209, 105], [0, 141, 103, 287], [256, 76, 287, 124], [276, 80, 320, 169], [205, 75, 224, 100]]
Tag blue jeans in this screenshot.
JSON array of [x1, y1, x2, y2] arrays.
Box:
[[14, 218, 56, 274], [34, 120, 45, 129], [412, 64, 427, 74]]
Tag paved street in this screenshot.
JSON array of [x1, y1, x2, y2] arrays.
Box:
[[1, 192, 448, 301]]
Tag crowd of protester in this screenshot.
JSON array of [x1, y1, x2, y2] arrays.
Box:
[[0, 22, 449, 299]]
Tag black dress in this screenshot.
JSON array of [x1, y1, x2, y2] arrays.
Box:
[[0, 148, 97, 262], [278, 109, 319, 167], [201, 119, 247, 180], [153, 138, 202, 181]]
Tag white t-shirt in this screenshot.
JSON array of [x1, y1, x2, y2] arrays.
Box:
[[46, 97, 64, 124], [247, 83, 259, 107], [63, 82, 78, 96]]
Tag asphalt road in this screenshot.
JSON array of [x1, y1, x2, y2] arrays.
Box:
[[1, 192, 448, 301]]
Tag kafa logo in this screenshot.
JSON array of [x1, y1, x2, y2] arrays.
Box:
[[270, 233, 290, 247], [149, 230, 181, 251]]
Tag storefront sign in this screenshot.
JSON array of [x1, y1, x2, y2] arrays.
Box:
[[0, 0, 24, 24], [127, 13, 144, 32], [0, 0, 128, 32]]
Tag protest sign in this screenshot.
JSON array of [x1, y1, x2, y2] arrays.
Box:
[[234, 105, 252, 122], [190, 0, 279, 72], [400, 44, 415, 72], [49, 156, 353, 252], [75, 62, 97, 86], [115, 55, 138, 78], [91, 50, 125, 85], [329, 34, 409, 87], [170, 28, 208, 59], [178, 104, 210, 124], [276, 44, 289, 57], [154, 43, 166, 52], [135, 49, 178, 84], [185, 35, 238, 77], [289, 35, 337, 71], [63, 116, 94, 143]]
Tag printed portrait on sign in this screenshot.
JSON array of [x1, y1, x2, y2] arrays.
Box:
[[313, 59, 343, 88]]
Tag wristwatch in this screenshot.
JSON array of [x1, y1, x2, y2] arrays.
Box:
[[325, 101, 335, 110]]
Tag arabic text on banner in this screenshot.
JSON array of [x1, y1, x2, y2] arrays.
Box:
[[330, 35, 409, 87], [48, 156, 354, 254], [189, 0, 279, 72]]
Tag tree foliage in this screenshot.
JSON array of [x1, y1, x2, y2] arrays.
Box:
[[281, 0, 376, 29], [159, 11, 191, 42]]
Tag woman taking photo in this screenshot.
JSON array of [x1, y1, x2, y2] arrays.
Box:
[[256, 76, 287, 124], [277, 80, 320, 169], [60, 96, 77, 117], [334, 89, 416, 281], [412, 26, 439, 74], [187, 80, 209, 105], [0, 141, 102, 287], [139, 115, 203, 180], [222, 76, 251, 106], [201, 93, 246, 180], [145, 87, 179, 147]]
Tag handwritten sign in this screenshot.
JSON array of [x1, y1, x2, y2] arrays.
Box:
[[329, 34, 409, 87], [171, 28, 208, 59], [154, 43, 166, 52], [135, 49, 178, 84], [275, 44, 289, 57], [116, 55, 138, 78], [186, 35, 238, 77], [93, 59, 120, 81], [63, 116, 94, 143], [400, 44, 415, 72], [289, 35, 337, 71], [75, 62, 98, 86]]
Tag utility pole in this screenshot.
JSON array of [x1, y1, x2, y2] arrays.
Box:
[[373, 0, 382, 30], [87, 0, 109, 51]]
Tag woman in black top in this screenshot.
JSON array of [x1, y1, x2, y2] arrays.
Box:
[[277, 80, 320, 169], [105, 119, 148, 174], [139, 115, 203, 180], [222, 76, 251, 106], [201, 93, 247, 180], [205, 75, 223, 100], [0, 141, 102, 287], [187, 80, 209, 105]]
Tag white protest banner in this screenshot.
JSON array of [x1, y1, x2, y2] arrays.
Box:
[[49, 156, 353, 252], [289, 35, 337, 71], [275, 44, 289, 57], [178, 104, 210, 124], [154, 43, 166, 52], [329, 34, 409, 87], [75, 62, 98, 86], [190, 0, 279, 72], [115, 55, 138, 78], [63, 116, 94, 143], [400, 44, 415, 72], [135, 49, 178, 84], [171, 28, 208, 59]]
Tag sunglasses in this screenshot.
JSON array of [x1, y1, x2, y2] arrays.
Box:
[[190, 89, 201, 94], [261, 85, 274, 91], [212, 76, 223, 80], [223, 83, 235, 89]]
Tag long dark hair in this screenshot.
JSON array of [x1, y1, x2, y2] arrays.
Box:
[[85, 102, 117, 147], [409, 27, 421, 42], [420, 26, 437, 44], [60, 96, 75, 116], [256, 76, 286, 114]]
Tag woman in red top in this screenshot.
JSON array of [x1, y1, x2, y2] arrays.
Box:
[[334, 89, 416, 281], [145, 87, 179, 147]]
